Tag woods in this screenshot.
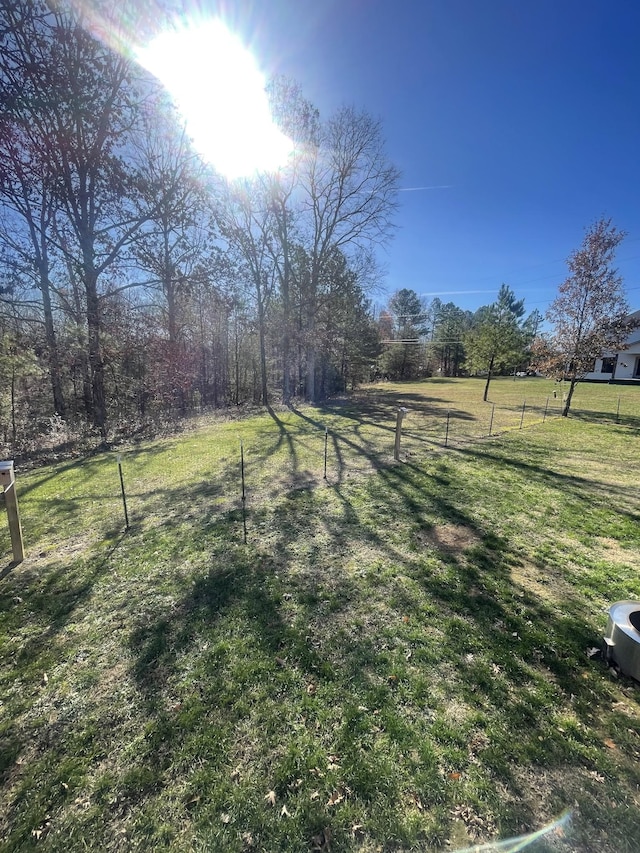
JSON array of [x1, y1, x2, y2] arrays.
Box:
[[0, 2, 399, 450]]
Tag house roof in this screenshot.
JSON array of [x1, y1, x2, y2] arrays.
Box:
[[626, 310, 640, 346]]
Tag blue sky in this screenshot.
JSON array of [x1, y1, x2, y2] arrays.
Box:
[[222, 0, 640, 316]]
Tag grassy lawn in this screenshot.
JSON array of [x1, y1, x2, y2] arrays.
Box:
[[1, 378, 640, 851]]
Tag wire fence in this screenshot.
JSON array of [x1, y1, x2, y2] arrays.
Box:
[[2, 384, 639, 558]]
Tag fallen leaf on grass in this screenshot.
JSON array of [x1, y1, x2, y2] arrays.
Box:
[[275, 657, 287, 667], [264, 790, 276, 806], [306, 683, 317, 695], [449, 772, 462, 781], [42, 673, 48, 686], [326, 789, 344, 807], [310, 790, 320, 801], [31, 816, 52, 840], [311, 827, 332, 851], [280, 805, 290, 818], [604, 738, 617, 750], [407, 792, 424, 810], [221, 813, 231, 824]]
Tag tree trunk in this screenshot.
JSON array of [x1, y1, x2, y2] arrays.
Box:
[[306, 344, 315, 402], [37, 259, 66, 416], [10, 358, 17, 446], [282, 320, 291, 403], [562, 374, 578, 417], [281, 233, 291, 404], [41, 286, 65, 416], [85, 275, 107, 436], [257, 295, 269, 407], [483, 355, 495, 402], [306, 299, 316, 402], [233, 315, 241, 405], [76, 325, 93, 421]]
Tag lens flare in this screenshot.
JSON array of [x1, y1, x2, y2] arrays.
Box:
[[136, 19, 293, 179]]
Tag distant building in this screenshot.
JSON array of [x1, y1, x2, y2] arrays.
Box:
[[584, 309, 640, 382]]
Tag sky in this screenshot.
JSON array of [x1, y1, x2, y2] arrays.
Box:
[[153, 0, 640, 317]]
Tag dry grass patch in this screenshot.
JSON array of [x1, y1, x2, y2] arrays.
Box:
[[510, 559, 574, 605], [417, 523, 482, 555], [595, 537, 636, 567]]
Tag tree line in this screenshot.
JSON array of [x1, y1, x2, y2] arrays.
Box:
[[0, 1, 397, 449], [377, 217, 637, 417], [376, 285, 542, 397]]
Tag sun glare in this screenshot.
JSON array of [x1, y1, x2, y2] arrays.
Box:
[[136, 20, 293, 179]]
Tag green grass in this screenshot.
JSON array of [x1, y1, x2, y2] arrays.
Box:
[[1, 378, 640, 851]]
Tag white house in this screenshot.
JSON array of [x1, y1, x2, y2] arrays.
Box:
[[583, 309, 640, 383]]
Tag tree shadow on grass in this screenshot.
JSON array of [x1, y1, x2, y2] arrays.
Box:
[[121, 450, 634, 845], [0, 531, 128, 810], [3, 533, 128, 666], [7, 406, 639, 849], [452, 445, 640, 530]]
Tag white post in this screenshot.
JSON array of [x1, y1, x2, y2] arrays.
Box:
[[0, 461, 24, 563], [394, 407, 409, 461]]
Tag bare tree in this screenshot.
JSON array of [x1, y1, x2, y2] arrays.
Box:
[[539, 218, 638, 416], [266, 78, 319, 403], [0, 1, 155, 434], [299, 106, 399, 400], [0, 125, 67, 415], [215, 179, 279, 407]]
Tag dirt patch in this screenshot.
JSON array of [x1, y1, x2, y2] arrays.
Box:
[[419, 523, 481, 554], [596, 537, 635, 567], [510, 560, 563, 604]]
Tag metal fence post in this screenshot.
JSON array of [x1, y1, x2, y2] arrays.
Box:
[[324, 426, 328, 479], [240, 441, 247, 544], [116, 454, 130, 530]]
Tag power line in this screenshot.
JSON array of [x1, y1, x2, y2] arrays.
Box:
[[380, 339, 466, 345]]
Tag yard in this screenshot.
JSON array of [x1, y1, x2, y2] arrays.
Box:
[[1, 377, 639, 851]]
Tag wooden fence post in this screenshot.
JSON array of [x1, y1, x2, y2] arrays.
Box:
[[394, 407, 409, 461], [0, 461, 24, 563]]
